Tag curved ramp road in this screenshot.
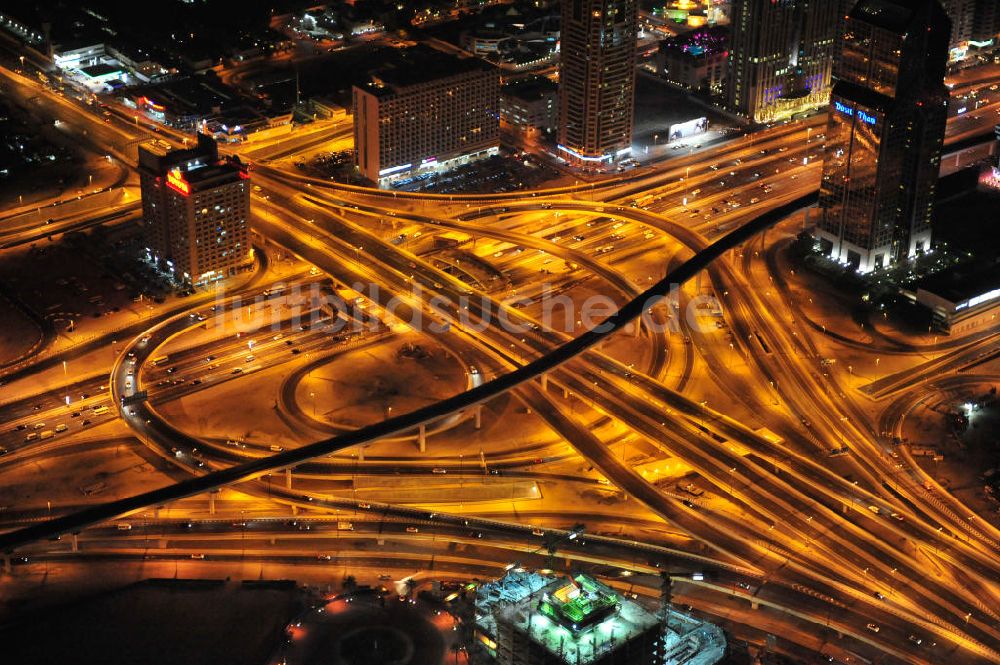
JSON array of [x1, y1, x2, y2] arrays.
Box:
[[0, 193, 817, 551]]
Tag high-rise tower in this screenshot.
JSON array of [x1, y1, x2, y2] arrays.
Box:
[[815, 0, 950, 273], [138, 134, 252, 284], [726, 0, 839, 124], [558, 0, 637, 165]]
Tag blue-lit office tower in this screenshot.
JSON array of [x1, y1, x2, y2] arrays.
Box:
[[815, 0, 950, 273]]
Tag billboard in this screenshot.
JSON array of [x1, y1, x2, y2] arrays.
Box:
[[668, 117, 708, 142]]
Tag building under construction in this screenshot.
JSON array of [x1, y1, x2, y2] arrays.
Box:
[[474, 571, 725, 665]]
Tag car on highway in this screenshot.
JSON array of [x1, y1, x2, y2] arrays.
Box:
[[405, 526, 419, 533], [432, 468, 447, 474], [866, 623, 880, 633]]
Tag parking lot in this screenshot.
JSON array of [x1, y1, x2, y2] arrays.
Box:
[[390, 155, 560, 194], [0, 226, 194, 348]]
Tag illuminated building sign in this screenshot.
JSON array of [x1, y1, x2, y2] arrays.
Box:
[[834, 101, 876, 126], [378, 163, 412, 177], [557, 144, 613, 162], [165, 168, 190, 196], [956, 288, 1000, 311], [668, 116, 708, 142]]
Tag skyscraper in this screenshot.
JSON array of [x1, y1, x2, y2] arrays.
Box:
[[972, 0, 1000, 42], [942, 0, 975, 53], [726, 0, 839, 124], [815, 0, 950, 273], [558, 0, 637, 165], [138, 134, 252, 284]]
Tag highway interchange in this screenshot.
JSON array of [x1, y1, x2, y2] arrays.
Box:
[[1, 52, 999, 665]]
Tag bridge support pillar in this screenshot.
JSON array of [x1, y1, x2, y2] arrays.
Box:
[[357, 447, 364, 462], [540, 373, 548, 391], [71, 534, 78, 552], [473, 404, 482, 430], [750, 600, 759, 610], [563, 388, 570, 399], [418, 425, 427, 453], [2, 555, 9, 574], [291, 504, 298, 516], [209, 493, 216, 515], [633, 320, 641, 338], [285, 468, 293, 489]]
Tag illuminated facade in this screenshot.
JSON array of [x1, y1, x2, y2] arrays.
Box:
[[138, 134, 252, 284], [816, 0, 950, 273], [943, 0, 975, 58], [353, 47, 500, 186], [726, 0, 839, 123], [972, 0, 1000, 42], [558, 0, 637, 164], [486, 573, 663, 665]]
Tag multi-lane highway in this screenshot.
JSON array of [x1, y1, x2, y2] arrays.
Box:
[[1, 52, 999, 665]]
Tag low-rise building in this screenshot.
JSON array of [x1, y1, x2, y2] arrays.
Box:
[[501, 77, 558, 135], [655, 27, 728, 94], [908, 260, 1000, 334], [475, 570, 725, 665]]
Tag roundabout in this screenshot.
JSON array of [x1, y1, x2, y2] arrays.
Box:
[[270, 590, 461, 665]]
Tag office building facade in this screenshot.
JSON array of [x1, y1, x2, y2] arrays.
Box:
[[943, 0, 975, 53], [815, 0, 950, 273], [501, 77, 559, 135], [727, 0, 839, 123], [353, 48, 500, 186], [138, 134, 252, 284], [558, 0, 637, 164], [972, 0, 1000, 42]]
